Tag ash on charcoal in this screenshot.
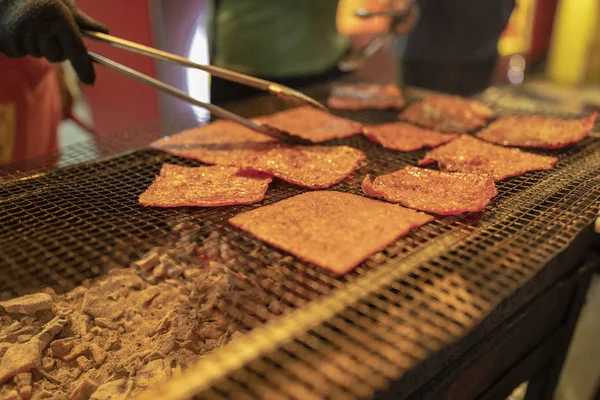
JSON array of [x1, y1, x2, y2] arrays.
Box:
[[90, 379, 134, 400], [0, 222, 283, 399], [0, 294, 53, 315]]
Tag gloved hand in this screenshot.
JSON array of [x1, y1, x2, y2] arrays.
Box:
[[0, 0, 108, 84]]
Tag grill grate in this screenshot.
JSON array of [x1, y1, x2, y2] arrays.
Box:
[[1, 85, 599, 399]]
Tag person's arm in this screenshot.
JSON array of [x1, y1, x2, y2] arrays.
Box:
[[0, 0, 108, 84]]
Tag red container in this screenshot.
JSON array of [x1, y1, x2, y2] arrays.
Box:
[[76, 0, 160, 136]]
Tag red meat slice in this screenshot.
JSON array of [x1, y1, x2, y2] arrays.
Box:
[[151, 119, 277, 155], [327, 83, 406, 110], [475, 113, 597, 149], [139, 164, 272, 207], [362, 166, 497, 215], [418, 135, 558, 181], [232, 146, 366, 189], [364, 122, 458, 152], [253, 105, 364, 142], [151, 121, 366, 189], [400, 94, 493, 133], [229, 191, 433, 274]]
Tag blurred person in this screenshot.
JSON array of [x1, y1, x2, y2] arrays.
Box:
[[0, 0, 107, 166], [208, 0, 514, 104], [208, 0, 350, 105], [395, 0, 515, 96]]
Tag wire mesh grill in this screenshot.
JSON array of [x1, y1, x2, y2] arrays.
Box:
[[1, 84, 599, 399]]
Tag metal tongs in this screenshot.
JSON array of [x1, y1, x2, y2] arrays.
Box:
[[83, 31, 325, 143], [338, 0, 418, 72]]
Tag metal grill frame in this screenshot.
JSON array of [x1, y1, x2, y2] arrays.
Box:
[[140, 146, 599, 399], [0, 84, 599, 400]]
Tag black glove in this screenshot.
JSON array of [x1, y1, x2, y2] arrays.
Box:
[[0, 0, 108, 84]]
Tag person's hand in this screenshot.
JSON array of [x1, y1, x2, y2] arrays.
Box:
[[0, 0, 108, 84], [389, 0, 419, 34], [337, 0, 419, 37]]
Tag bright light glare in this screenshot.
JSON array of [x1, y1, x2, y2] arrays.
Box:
[[507, 54, 526, 85], [186, 20, 211, 123], [508, 68, 524, 84]]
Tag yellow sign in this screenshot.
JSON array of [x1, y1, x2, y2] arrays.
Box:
[[547, 0, 599, 85]]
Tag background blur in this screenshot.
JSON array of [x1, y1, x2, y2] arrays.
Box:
[[66, 0, 600, 138]]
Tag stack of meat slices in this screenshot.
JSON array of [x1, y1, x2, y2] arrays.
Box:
[[143, 110, 366, 208], [139, 164, 272, 208], [418, 135, 558, 181], [327, 82, 406, 110], [400, 94, 494, 133], [475, 113, 597, 149], [364, 122, 458, 152], [149, 114, 366, 190], [360, 95, 596, 219], [252, 105, 364, 143], [362, 166, 497, 215]]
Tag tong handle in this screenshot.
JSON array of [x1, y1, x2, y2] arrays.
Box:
[[88, 52, 283, 139], [85, 31, 273, 91], [84, 31, 326, 111]]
